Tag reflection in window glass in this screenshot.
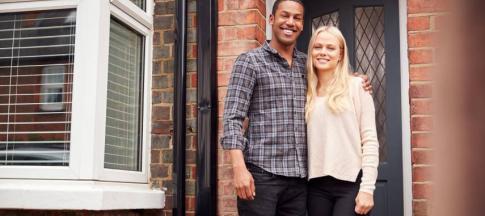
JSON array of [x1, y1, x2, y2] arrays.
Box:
[[129, 0, 146, 11], [0, 9, 76, 166], [104, 19, 144, 171]]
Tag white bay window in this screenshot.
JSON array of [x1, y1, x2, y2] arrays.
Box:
[[0, 0, 163, 210]]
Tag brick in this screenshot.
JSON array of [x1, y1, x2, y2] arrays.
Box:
[[186, 150, 197, 164], [186, 180, 196, 195], [162, 149, 173, 163], [408, 0, 446, 14], [218, 40, 260, 56], [413, 200, 429, 216], [413, 166, 433, 182], [190, 73, 197, 88], [163, 30, 175, 44], [187, 28, 197, 43], [409, 49, 433, 64], [410, 66, 433, 81], [152, 120, 173, 134], [218, 10, 264, 26], [218, 0, 225, 11], [188, 0, 197, 13], [152, 135, 171, 149], [154, 15, 175, 29], [408, 32, 434, 48], [187, 88, 197, 103], [152, 75, 172, 89], [411, 133, 432, 148], [410, 83, 432, 98], [411, 99, 432, 115], [412, 183, 432, 199], [153, 60, 162, 75], [162, 59, 175, 74], [411, 116, 433, 131], [151, 164, 170, 178], [155, 1, 175, 15], [152, 106, 171, 120], [153, 45, 171, 59], [412, 149, 433, 165], [408, 16, 430, 31], [151, 150, 161, 164], [217, 73, 231, 87], [153, 31, 161, 46], [218, 165, 233, 180], [218, 87, 227, 101]]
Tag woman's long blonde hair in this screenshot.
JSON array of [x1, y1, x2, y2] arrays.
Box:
[[305, 26, 352, 120]]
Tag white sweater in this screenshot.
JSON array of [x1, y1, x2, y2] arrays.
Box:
[[307, 77, 379, 194]]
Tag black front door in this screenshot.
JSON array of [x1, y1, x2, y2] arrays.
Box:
[[298, 0, 403, 215]]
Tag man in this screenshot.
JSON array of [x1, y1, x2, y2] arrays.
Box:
[[221, 0, 371, 215]]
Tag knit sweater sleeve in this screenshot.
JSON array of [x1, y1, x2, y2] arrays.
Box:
[[352, 77, 380, 194]]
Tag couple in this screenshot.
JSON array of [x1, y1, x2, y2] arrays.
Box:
[[221, 0, 379, 215]]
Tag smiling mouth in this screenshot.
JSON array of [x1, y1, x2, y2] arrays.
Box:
[[282, 28, 296, 36]]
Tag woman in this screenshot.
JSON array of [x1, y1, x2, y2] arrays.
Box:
[[306, 26, 379, 216]]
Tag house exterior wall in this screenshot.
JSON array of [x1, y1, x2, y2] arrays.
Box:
[[407, 0, 443, 215], [216, 0, 266, 215], [151, 0, 198, 215], [215, 0, 441, 216], [0, 0, 445, 215]]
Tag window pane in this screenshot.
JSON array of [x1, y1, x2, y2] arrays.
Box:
[[104, 19, 143, 171], [354, 6, 387, 161], [0, 9, 76, 166], [312, 10, 340, 32], [129, 0, 146, 11]]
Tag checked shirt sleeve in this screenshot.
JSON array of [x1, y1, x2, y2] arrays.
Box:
[[221, 53, 256, 151]]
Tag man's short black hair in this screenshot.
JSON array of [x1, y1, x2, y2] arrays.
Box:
[[271, 0, 305, 16]]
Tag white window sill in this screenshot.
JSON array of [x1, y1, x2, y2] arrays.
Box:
[[0, 179, 165, 210]]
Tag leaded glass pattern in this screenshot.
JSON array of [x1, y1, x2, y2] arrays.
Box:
[[312, 11, 339, 32], [354, 6, 387, 160]]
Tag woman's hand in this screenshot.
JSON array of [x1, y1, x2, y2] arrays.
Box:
[[355, 191, 374, 215]]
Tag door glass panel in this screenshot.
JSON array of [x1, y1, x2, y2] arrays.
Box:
[[312, 11, 339, 32], [354, 6, 387, 161]]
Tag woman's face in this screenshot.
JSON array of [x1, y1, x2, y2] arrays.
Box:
[[311, 32, 342, 73]]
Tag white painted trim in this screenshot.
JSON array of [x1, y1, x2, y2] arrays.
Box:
[[110, 0, 153, 30], [399, 0, 412, 215], [96, 2, 153, 183], [70, 0, 110, 180], [266, 0, 275, 40], [0, 179, 164, 210], [0, 0, 77, 13]]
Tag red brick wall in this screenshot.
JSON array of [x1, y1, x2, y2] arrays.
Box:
[[152, 0, 198, 215], [407, 0, 443, 215], [217, 0, 266, 215]]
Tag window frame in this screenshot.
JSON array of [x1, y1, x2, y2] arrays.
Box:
[[0, 0, 154, 184]]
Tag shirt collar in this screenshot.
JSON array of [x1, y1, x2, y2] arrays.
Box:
[[263, 41, 302, 58]]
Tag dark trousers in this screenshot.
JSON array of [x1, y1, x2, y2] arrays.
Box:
[[307, 176, 366, 216], [237, 164, 307, 216]]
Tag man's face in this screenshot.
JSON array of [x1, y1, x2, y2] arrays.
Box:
[[269, 1, 304, 46]]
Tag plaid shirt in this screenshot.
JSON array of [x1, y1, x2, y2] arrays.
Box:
[[221, 42, 308, 178]]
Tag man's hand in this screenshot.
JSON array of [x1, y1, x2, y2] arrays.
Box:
[[355, 191, 374, 215], [230, 150, 255, 200], [353, 72, 373, 94], [233, 164, 256, 200]]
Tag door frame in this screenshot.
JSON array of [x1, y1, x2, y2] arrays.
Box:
[[398, 0, 412, 215], [265, 0, 412, 215]]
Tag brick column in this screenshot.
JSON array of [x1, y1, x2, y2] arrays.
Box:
[[407, 0, 445, 215], [217, 0, 266, 215], [152, 0, 198, 215]]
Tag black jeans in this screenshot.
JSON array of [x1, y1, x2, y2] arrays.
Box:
[[237, 164, 307, 216], [307, 176, 367, 216]]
